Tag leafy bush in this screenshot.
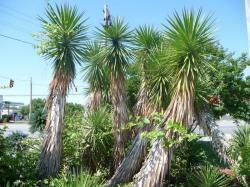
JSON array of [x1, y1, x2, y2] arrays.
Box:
[[48, 170, 103, 187], [65, 103, 84, 115], [29, 108, 47, 133], [63, 106, 113, 172], [170, 140, 228, 185], [7, 132, 28, 149], [2, 114, 11, 123], [0, 128, 41, 186], [229, 125, 250, 184], [29, 102, 84, 133], [188, 165, 231, 187], [81, 107, 113, 171], [63, 107, 84, 168]]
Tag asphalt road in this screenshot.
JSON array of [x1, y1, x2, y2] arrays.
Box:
[[0, 122, 39, 137], [0, 116, 248, 138]]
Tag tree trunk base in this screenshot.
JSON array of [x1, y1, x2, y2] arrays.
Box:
[[107, 133, 147, 187], [38, 92, 65, 178], [133, 139, 170, 187]]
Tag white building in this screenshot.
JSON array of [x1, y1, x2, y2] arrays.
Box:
[[0, 96, 24, 118]]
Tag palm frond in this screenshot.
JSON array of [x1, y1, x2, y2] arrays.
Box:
[[39, 3, 87, 78], [95, 18, 132, 78], [164, 9, 215, 88], [146, 45, 170, 111], [82, 42, 109, 91], [230, 125, 250, 160], [188, 165, 231, 187], [133, 25, 161, 55]]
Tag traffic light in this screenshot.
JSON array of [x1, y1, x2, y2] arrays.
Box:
[[9, 79, 14, 88]]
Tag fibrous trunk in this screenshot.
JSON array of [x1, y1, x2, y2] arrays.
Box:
[[85, 89, 102, 114], [133, 139, 171, 187], [133, 83, 194, 187], [198, 111, 250, 186], [111, 75, 129, 169], [198, 110, 233, 164], [107, 124, 151, 187], [134, 71, 157, 117], [38, 90, 65, 178], [134, 80, 150, 116]]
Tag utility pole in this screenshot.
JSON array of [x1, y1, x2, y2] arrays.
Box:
[[29, 77, 32, 120], [103, 4, 112, 27]]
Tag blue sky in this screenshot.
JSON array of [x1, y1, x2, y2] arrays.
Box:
[[0, 0, 249, 104]]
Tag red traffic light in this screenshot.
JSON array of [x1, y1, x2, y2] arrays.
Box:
[[9, 79, 14, 88]]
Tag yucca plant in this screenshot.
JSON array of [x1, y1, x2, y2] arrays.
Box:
[[82, 42, 110, 112], [230, 125, 250, 159], [36, 4, 87, 177], [229, 125, 250, 185], [133, 9, 215, 187], [133, 25, 162, 116], [49, 170, 103, 187], [188, 165, 230, 187], [82, 107, 113, 171], [29, 108, 47, 133], [96, 18, 132, 168], [146, 45, 170, 112]]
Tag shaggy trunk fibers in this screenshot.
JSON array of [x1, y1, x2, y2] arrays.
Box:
[[133, 138, 172, 187], [133, 84, 194, 187], [38, 90, 65, 178], [111, 76, 129, 169], [198, 111, 249, 186], [107, 124, 152, 187], [134, 80, 152, 116], [85, 89, 102, 113], [134, 72, 157, 117], [198, 111, 233, 164]]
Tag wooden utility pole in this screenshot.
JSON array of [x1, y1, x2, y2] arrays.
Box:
[[29, 77, 32, 120], [103, 4, 112, 27]]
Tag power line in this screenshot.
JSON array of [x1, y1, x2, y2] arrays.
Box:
[[0, 19, 33, 36], [2, 93, 84, 97], [0, 7, 38, 27], [0, 4, 37, 23], [0, 75, 83, 88], [0, 75, 12, 80], [0, 75, 29, 82], [0, 33, 34, 45]]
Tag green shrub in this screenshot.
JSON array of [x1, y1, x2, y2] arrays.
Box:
[[188, 165, 231, 187], [2, 114, 11, 123], [65, 103, 84, 115], [63, 106, 113, 172], [170, 140, 227, 185], [20, 98, 46, 117], [229, 125, 250, 184], [81, 107, 113, 171], [48, 170, 103, 187], [29, 108, 47, 133], [62, 108, 84, 168], [29, 102, 84, 133], [0, 128, 41, 186]]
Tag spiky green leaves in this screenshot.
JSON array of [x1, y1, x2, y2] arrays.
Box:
[[188, 165, 231, 187], [96, 18, 132, 78], [146, 45, 170, 110], [164, 9, 215, 86], [38, 4, 87, 77], [82, 42, 109, 91], [133, 25, 161, 56]]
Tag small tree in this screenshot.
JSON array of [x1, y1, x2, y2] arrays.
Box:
[[96, 18, 132, 169], [36, 4, 87, 177]]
